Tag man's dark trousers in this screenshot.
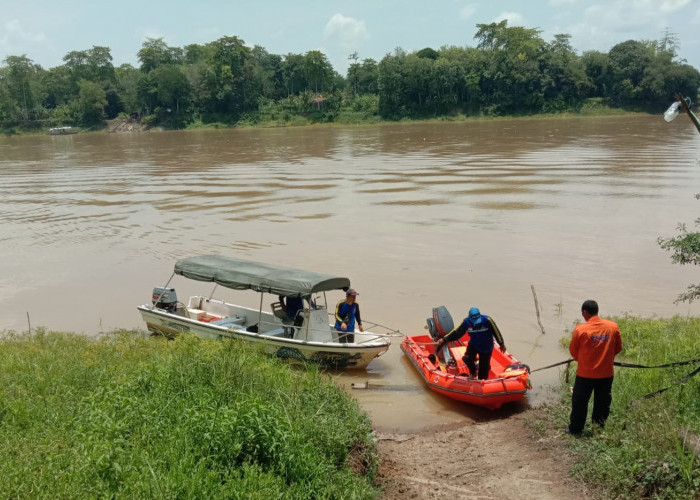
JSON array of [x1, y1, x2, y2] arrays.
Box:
[[569, 375, 614, 434]]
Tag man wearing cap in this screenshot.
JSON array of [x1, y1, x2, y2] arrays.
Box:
[[435, 307, 506, 380], [567, 300, 622, 436], [334, 289, 363, 343]]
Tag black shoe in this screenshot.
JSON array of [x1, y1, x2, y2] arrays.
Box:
[[565, 427, 581, 436]]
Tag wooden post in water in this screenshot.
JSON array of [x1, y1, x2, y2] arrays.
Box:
[[530, 285, 546, 335]]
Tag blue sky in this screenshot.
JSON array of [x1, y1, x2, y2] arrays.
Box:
[[1, 0, 699, 74]]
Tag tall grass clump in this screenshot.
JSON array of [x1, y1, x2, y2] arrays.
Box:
[[549, 315, 700, 499], [0, 329, 379, 498]]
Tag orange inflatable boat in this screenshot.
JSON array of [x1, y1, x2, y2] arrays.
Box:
[[401, 307, 531, 410]]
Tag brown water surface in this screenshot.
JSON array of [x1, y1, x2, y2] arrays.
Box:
[[2, 116, 699, 431]]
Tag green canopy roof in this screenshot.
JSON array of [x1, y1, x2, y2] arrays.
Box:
[[174, 255, 351, 296]]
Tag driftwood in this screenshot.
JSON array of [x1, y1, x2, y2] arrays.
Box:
[[678, 428, 700, 458], [530, 285, 546, 335]]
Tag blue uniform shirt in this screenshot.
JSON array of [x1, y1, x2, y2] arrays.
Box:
[[442, 314, 505, 354], [334, 300, 362, 331]]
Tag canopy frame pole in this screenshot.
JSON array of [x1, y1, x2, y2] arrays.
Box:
[[208, 284, 218, 301], [152, 273, 175, 310], [257, 292, 264, 332]]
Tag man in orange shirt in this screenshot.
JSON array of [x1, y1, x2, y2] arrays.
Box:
[[567, 300, 623, 436]]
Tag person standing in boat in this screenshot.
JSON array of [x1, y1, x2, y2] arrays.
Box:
[[435, 307, 506, 380], [567, 300, 622, 436], [334, 288, 363, 343], [278, 295, 304, 320]]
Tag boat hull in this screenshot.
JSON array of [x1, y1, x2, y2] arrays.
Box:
[[401, 334, 530, 410], [139, 306, 389, 370]]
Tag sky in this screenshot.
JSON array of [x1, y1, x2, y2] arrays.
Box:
[[1, 0, 699, 75]]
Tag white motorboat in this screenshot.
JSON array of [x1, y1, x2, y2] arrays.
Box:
[[137, 255, 392, 369], [49, 126, 79, 135]]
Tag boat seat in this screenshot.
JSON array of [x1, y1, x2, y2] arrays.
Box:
[[210, 315, 246, 328], [271, 301, 289, 322]]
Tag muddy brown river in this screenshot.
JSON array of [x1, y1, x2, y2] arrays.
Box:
[[2, 115, 699, 431]]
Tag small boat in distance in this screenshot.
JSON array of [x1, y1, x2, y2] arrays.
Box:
[[49, 126, 79, 135], [138, 255, 392, 369], [401, 307, 530, 409]]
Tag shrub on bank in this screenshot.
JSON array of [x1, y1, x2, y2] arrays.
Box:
[[0, 329, 379, 498]]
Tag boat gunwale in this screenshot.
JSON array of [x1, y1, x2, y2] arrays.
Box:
[[138, 305, 391, 349]]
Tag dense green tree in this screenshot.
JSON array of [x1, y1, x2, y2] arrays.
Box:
[[207, 36, 250, 116], [303, 50, 334, 93], [539, 34, 590, 111], [0, 67, 21, 122], [40, 66, 74, 109], [63, 46, 115, 84], [607, 39, 653, 105], [137, 38, 183, 72], [2, 55, 43, 121], [474, 20, 546, 114], [377, 48, 408, 118], [114, 64, 141, 114], [73, 79, 106, 125], [1, 24, 699, 129], [151, 65, 191, 113], [346, 58, 378, 96], [242, 45, 284, 110], [281, 53, 307, 96], [416, 47, 439, 60], [581, 50, 611, 97]]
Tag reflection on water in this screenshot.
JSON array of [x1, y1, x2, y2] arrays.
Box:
[[2, 115, 700, 431]]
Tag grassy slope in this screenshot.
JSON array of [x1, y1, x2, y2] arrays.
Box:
[[0, 330, 379, 499]]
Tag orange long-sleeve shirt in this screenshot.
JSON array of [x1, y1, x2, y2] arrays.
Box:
[[569, 316, 622, 378]]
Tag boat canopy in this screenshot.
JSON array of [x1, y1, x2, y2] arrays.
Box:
[[174, 255, 351, 296]]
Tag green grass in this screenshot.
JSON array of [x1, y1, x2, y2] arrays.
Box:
[[0, 329, 379, 499], [529, 315, 700, 499]]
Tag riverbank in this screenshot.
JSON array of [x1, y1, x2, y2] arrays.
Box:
[[376, 409, 597, 499], [0, 314, 698, 498], [3, 104, 640, 136], [376, 314, 700, 500]]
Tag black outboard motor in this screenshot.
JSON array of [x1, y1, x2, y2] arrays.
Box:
[[426, 305, 454, 339], [152, 286, 178, 313]]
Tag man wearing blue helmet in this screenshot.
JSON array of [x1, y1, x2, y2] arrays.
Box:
[[435, 307, 506, 379]]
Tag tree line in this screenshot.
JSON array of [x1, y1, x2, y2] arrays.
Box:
[[1, 20, 699, 130]]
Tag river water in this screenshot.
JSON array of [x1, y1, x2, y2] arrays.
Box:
[[2, 115, 699, 431]]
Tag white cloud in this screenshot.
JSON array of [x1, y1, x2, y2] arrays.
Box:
[[1, 19, 46, 44], [323, 14, 369, 51], [492, 11, 526, 27], [659, 0, 692, 13], [460, 4, 477, 20], [562, 0, 698, 55]]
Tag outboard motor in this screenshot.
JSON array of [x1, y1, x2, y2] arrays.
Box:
[[152, 286, 178, 313], [426, 305, 454, 339]]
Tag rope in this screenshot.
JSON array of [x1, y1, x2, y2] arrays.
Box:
[[530, 359, 573, 373], [613, 358, 700, 369], [627, 363, 700, 409], [528, 355, 700, 409], [529, 356, 700, 373]]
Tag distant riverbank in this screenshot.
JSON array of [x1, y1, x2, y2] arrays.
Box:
[[4, 102, 642, 137]]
